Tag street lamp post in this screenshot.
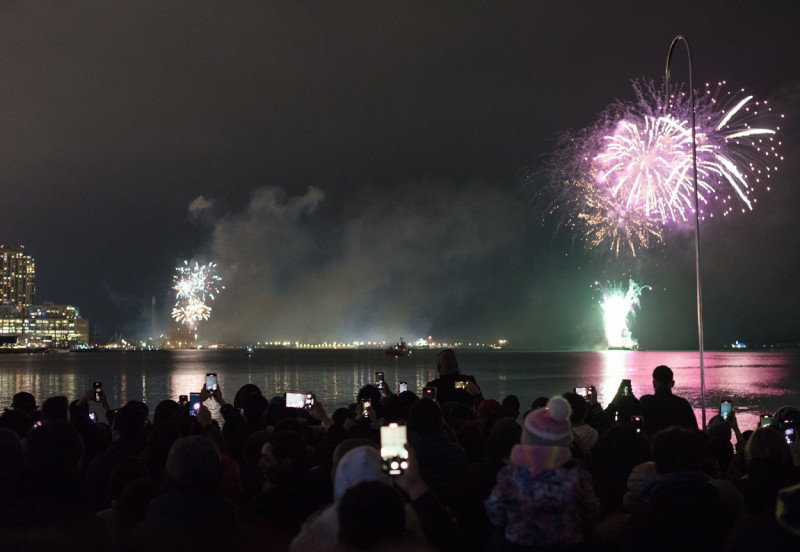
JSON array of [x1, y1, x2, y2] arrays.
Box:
[[665, 35, 706, 428]]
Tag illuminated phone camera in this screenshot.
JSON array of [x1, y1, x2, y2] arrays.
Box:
[[380, 423, 409, 475]]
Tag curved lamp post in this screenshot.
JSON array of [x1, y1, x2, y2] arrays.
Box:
[[665, 35, 706, 428]]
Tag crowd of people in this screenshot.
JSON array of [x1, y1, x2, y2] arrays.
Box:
[[2, 349, 800, 551]]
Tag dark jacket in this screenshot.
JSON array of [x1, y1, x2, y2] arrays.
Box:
[[628, 471, 735, 552], [425, 373, 482, 408], [408, 428, 469, 516], [640, 387, 697, 436]]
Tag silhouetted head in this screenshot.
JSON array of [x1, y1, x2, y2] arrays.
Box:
[[338, 481, 405, 550], [563, 392, 588, 425], [652, 365, 674, 390], [11, 392, 37, 416], [651, 427, 707, 474], [233, 383, 263, 408], [42, 396, 69, 422], [23, 421, 84, 487], [437, 348, 459, 376], [153, 399, 182, 426], [502, 395, 521, 419], [745, 426, 792, 467], [165, 435, 222, 490], [407, 398, 442, 433]]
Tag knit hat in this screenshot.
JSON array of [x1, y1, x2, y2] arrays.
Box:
[[333, 445, 390, 502], [521, 396, 573, 447]]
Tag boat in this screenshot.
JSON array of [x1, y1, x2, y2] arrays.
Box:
[[489, 339, 508, 350], [385, 338, 410, 357], [607, 344, 641, 351]]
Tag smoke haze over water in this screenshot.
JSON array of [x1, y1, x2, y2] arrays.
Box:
[[195, 180, 538, 344]]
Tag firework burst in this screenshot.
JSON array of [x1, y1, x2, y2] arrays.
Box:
[[597, 279, 650, 349], [544, 78, 782, 257], [171, 260, 224, 327], [171, 297, 212, 325]]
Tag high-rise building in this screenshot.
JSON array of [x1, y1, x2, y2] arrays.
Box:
[[1, 245, 35, 306], [0, 245, 88, 347]]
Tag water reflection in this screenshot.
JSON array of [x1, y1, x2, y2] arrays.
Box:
[[1, 349, 798, 434]]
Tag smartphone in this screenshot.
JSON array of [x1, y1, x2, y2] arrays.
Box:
[[574, 387, 589, 398], [422, 386, 437, 401], [88, 412, 97, 423], [361, 400, 372, 417], [189, 392, 202, 416], [375, 371, 385, 390], [784, 420, 796, 444], [285, 392, 314, 410], [93, 381, 102, 402], [719, 400, 733, 421], [206, 373, 218, 394], [621, 379, 632, 397], [631, 415, 643, 434], [178, 394, 189, 407], [455, 380, 469, 390], [760, 414, 773, 427], [380, 423, 409, 475], [399, 381, 408, 393]]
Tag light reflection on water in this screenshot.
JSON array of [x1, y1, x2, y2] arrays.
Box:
[[1, 348, 798, 431]]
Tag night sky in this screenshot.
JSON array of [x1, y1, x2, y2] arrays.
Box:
[[2, 2, 799, 349]]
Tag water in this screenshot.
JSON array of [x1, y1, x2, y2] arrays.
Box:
[[2, 348, 798, 431]]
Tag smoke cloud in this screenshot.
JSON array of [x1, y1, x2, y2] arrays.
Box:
[[196, 180, 532, 344]]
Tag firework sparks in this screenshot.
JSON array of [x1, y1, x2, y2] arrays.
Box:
[[544, 79, 782, 257], [171, 260, 224, 327], [171, 297, 212, 325], [597, 279, 650, 349]]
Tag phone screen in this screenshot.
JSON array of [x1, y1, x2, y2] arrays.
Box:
[[189, 392, 202, 416], [361, 400, 371, 417], [380, 423, 409, 475], [760, 415, 773, 427], [622, 379, 632, 397], [574, 387, 588, 398], [375, 372, 385, 390], [285, 392, 307, 409], [719, 400, 732, 421], [455, 380, 469, 390], [206, 373, 218, 393], [785, 426, 796, 445], [399, 382, 408, 393]]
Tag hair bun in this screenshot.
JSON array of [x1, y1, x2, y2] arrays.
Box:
[[547, 396, 571, 421]]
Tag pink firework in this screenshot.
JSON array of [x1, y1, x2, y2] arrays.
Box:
[[544, 78, 783, 257]]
